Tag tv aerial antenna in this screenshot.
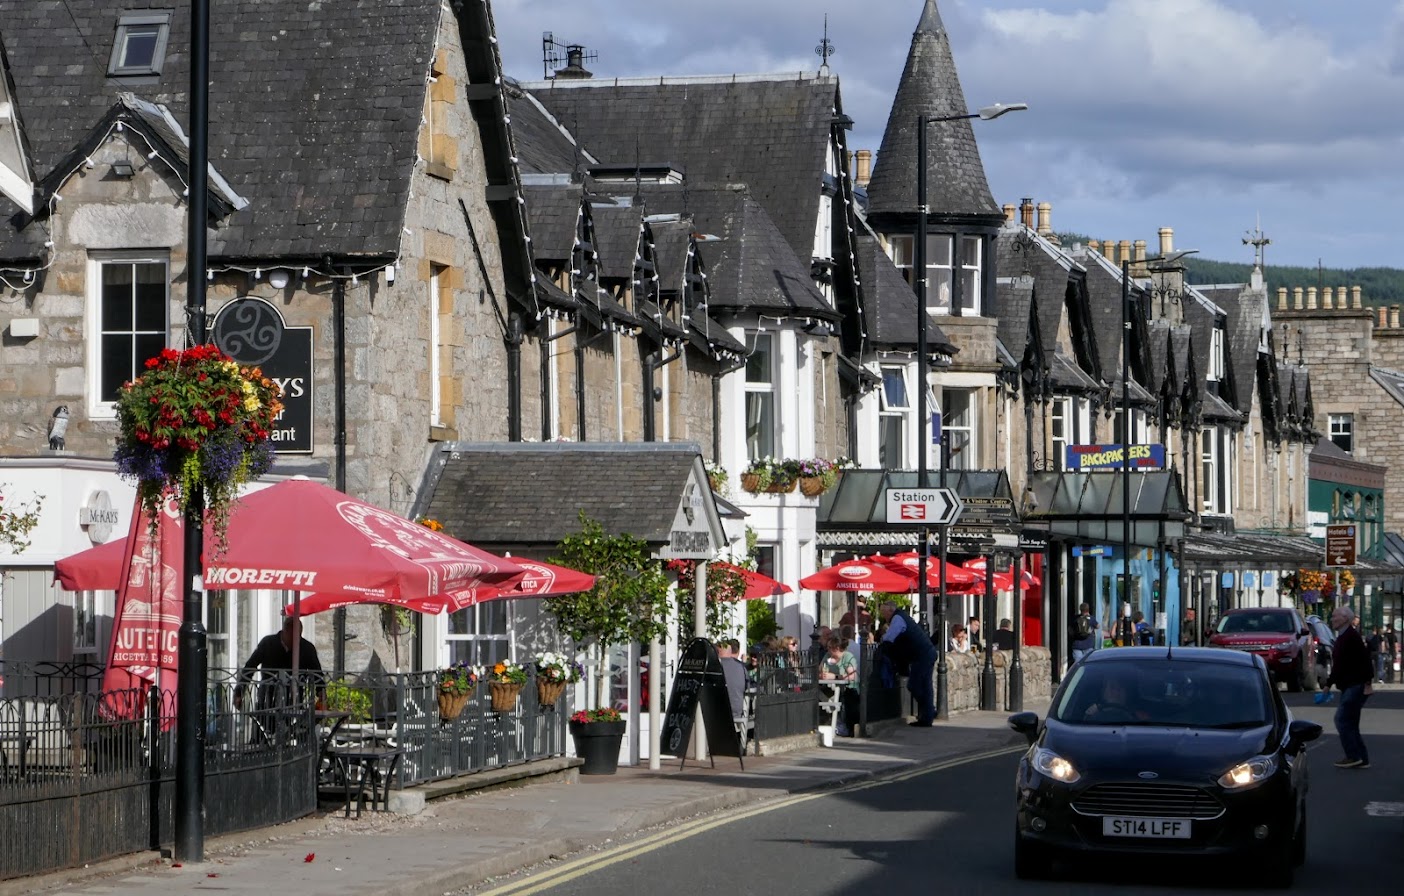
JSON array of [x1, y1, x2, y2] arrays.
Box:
[[542, 32, 597, 80]]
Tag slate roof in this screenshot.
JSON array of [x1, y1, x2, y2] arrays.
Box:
[[864, 0, 1000, 223], [854, 218, 955, 352], [524, 185, 584, 263], [1048, 351, 1100, 393], [1369, 366, 1404, 411], [414, 441, 708, 548], [994, 274, 1034, 357], [1182, 290, 1219, 400], [1202, 282, 1264, 417], [995, 223, 1077, 357], [523, 72, 840, 264], [504, 81, 592, 179], [0, 0, 437, 260], [589, 204, 643, 281], [1076, 245, 1154, 399]]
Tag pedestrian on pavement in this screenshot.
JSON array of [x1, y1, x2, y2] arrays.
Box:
[[1325, 605, 1373, 769], [880, 599, 938, 727], [1181, 607, 1200, 646], [1367, 625, 1386, 683], [1132, 610, 1153, 646], [1386, 625, 1398, 683], [1070, 602, 1099, 665], [717, 638, 752, 724]]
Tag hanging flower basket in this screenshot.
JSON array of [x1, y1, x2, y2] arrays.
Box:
[[799, 476, 827, 497], [537, 678, 566, 708], [437, 688, 474, 721], [766, 478, 797, 494], [740, 472, 762, 493], [113, 344, 282, 549], [490, 681, 523, 713]]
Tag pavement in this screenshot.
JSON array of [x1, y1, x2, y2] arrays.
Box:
[[6, 701, 1046, 896]]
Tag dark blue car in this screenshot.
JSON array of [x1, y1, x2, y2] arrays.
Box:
[[1009, 647, 1321, 887]]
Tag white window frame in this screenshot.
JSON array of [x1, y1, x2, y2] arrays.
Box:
[[1329, 413, 1353, 453], [958, 235, 982, 315], [1201, 426, 1219, 513], [429, 266, 443, 426], [1051, 397, 1071, 470], [72, 590, 102, 656], [444, 600, 513, 668], [745, 331, 777, 461], [87, 251, 170, 418], [878, 365, 910, 470], [943, 388, 978, 470], [1209, 328, 1225, 381]]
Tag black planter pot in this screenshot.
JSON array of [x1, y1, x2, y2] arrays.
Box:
[[568, 719, 626, 775]]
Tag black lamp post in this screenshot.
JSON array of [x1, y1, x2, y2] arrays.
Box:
[[980, 556, 998, 710], [1009, 551, 1024, 710], [915, 102, 1025, 720], [175, 0, 211, 862]]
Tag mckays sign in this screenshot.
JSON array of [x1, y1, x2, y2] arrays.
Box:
[[1065, 444, 1165, 470]]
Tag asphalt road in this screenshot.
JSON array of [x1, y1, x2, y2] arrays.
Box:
[[461, 690, 1404, 895]]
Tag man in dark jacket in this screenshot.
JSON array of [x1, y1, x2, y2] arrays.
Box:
[[1326, 605, 1373, 769], [880, 600, 938, 727]]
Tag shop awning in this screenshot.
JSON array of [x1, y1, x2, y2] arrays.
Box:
[[816, 468, 1019, 553], [1022, 470, 1190, 548], [1179, 531, 1404, 577]]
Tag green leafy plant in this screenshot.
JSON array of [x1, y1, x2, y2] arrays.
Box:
[[741, 457, 801, 492], [571, 707, 622, 724], [704, 459, 728, 493], [747, 598, 778, 644], [547, 512, 671, 651], [487, 659, 528, 684], [669, 559, 747, 642], [535, 651, 584, 683], [439, 661, 482, 696], [324, 679, 372, 723], [0, 487, 42, 552]]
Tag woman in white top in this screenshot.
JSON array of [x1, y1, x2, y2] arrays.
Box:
[[949, 625, 971, 654]]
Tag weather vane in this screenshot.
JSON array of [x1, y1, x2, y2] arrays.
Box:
[[1243, 218, 1271, 269], [816, 15, 836, 73]]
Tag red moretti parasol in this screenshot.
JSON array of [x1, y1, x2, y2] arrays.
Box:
[[713, 561, 792, 600], [800, 559, 916, 593], [55, 479, 526, 608], [868, 552, 982, 589], [291, 557, 598, 616], [961, 557, 1040, 591]]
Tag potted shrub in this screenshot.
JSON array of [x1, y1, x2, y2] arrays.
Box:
[[534, 651, 582, 709], [568, 706, 626, 775], [323, 679, 372, 723], [486, 659, 528, 712]]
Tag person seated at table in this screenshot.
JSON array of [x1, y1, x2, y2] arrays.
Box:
[[236, 616, 324, 716], [819, 635, 857, 735], [991, 618, 1015, 652], [949, 624, 970, 654], [839, 596, 872, 631]]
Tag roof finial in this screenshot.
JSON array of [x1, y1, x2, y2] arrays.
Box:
[[918, 0, 946, 35], [816, 15, 836, 73], [1242, 215, 1270, 271]]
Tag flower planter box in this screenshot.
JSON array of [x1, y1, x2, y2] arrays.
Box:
[[489, 681, 522, 713], [799, 476, 827, 497], [437, 689, 474, 721], [536, 678, 566, 708], [568, 719, 627, 775]]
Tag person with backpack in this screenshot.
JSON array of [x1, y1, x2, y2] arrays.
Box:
[[1133, 610, 1153, 646], [1071, 602, 1099, 666]]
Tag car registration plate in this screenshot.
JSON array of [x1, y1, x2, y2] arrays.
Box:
[[1102, 816, 1191, 839]]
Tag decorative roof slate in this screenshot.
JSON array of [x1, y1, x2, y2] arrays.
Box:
[[996, 224, 1077, 357], [1200, 282, 1263, 417], [1369, 366, 1404, 412], [504, 81, 593, 178], [0, 0, 437, 260], [523, 72, 840, 264], [994, 274, 1035, 355], [414, 441, 708, 548], [523, 184, 584, 263], [1076, 245, 1152, 396], [589, 204, 643, 281], [854, 219, 955, 352], [1048, 351, 1100, 393], [864, 0, 999, 223]]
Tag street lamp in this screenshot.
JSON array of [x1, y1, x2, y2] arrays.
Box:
[[915, 102, 1026, 720], [1118, 249, 1195, 647]]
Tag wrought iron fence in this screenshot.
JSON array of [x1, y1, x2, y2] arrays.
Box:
[[748, 650, 820, 740]]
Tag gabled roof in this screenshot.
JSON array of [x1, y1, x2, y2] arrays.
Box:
[[864, 0, 999, 224], [1369, 366, 1404, 411], [589, 203, 643, 281], [523, 184, 584, 263], [1077, 245, 1153, 399], [0, 0, 439, 260], [854, 217, 954, 352], [994, 273, 1035, 358], [995, 223, 1078, 357], [1203, 282, 1266, 417], [504, 81, 593, 179], [523, 72, 842, 264]]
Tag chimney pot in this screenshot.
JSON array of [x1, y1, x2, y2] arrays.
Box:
[[1088, 238, 1100, 252], [1306, 286, 1317, 310], [1392, 305, 1401, 329], [1036, 202, 1052, 235], [1379, 307, 1389, 328], [1103, 240, 1116, 262], [1276, 287, 1288, 311], [1020, 198, 1035, 228], [1002, 203, 1017, 223], [1118, 240, 1132, 266], [1322, 286, 1334, 309], [1353, 285, 1363, 309], [854, 149, 872, 188], [1293, 287, 1304, 310], [1158, 227, 1174, 255]]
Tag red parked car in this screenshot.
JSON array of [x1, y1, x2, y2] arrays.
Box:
[[1208, 608, 1316, 692]]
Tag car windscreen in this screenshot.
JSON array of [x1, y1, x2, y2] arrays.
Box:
[[1217, 612, 1294, 634], [1051, 661, 1272, 728]]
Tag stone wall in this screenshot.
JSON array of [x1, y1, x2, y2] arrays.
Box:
[[940, 647, 1053, 714]]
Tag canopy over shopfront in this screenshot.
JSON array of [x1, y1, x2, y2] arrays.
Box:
[[1021, 470, 1191, 546], [816, 469, 1021, 553]]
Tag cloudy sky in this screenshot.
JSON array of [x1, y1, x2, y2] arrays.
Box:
[[491, 0, 1404, 272]]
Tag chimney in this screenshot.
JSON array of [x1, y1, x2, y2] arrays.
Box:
[[1393, 305, 1401, 329], [1306, 287, 1317, 310], [1158, 227, 1174, 256], [1276, 287, 1287, 311], [1293, 287, 1304, 309], [1322, 287, 1333, 309], [1036, 202, 1052, 236], [1003, 203, 1017, 223], [1353, 285, 1363, 309], [854, 149, 872, 187], [1379, 307, 1389, 329], [1102, 240, 1116, 263], [554, 44, 594, 80], [1088, 239, 1100, 253], [1118, 240, 1132, 267], [1133, 239, 1147, 276], [1020, 198, 1035, 228]]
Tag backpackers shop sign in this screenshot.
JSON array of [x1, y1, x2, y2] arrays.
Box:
[[212, 297, 314, 454], [1065, 444, 1165, 471]]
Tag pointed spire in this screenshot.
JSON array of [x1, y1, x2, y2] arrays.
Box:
[[866, 0, 999, 223]]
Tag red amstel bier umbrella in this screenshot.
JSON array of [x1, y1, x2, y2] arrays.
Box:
[[868, 552, 982, 590], [961, 557, 1040, 591], [799, 559, 915, 592], [714, 561, 792, 600]]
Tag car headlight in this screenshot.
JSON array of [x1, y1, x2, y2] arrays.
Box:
[[1218, 755, 1278, 789], [1032, 747, 1081, 784]]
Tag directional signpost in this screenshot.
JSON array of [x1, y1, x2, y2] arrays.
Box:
[[1325, 523, 1357, 567], [886, 488, 962, 526]]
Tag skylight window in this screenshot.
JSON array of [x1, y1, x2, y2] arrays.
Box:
[[108, 12, 171, 77]]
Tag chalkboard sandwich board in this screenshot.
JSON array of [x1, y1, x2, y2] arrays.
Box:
[[660, 638, 744, 770]]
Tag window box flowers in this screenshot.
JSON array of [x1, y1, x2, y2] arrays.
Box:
[[487, 659, 527, 712], [437, 662, 482, 720], [704, 459, 727, 493], [114, 344, 282, 548], [740, 457, 800, 494], [535, 651, 582, 708], [796, 458, 841, 497]]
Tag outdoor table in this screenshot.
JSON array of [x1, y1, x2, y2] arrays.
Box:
[[314, 710, 351, 787], [327, 744, 403, 818], [817, 679, 855, 736]]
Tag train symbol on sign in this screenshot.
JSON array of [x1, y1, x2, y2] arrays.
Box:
[[900, 504, 926, 521]]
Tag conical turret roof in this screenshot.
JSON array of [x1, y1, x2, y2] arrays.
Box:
[[866, 0, 1000, 222]]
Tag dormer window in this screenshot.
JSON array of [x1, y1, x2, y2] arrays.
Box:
[[108, 12, 171, 77]]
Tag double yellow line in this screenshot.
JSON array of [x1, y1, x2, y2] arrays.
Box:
[[472, 745, 1024, 896]]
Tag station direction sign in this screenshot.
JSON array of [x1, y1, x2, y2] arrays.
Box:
[[885, 488, 962, 526], [1325, 523, 1357, 567]]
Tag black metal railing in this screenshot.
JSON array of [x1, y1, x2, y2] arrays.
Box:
[[748, 651, 820, 740]]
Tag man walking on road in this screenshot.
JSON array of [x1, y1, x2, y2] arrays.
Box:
[[1325, 605, 1373, 769]]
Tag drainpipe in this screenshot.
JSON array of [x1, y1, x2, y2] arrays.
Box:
[[642, 352, 657, 442], [507, 313, 523, 441], [333, 277, 348, 671]]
